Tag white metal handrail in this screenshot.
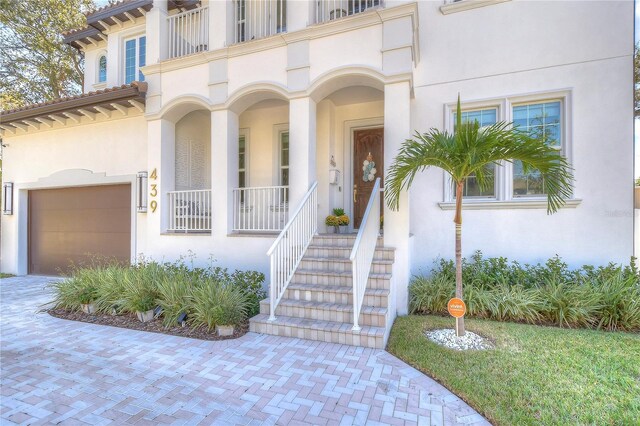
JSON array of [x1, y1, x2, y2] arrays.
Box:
[[349, 178, 381, 331], [168, 6, 209, 59], [167, 189, 212, 232], [267, 182, 318, 321], [233, 186, 289, 232], [315, 0, 382, 24], [233, 0, 287, 44]]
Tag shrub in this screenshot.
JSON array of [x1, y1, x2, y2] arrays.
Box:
[[93, 265, 127, 314], [592, 273, 640, 331], [190, 280, 250, 329], [230, 269, 266, 318], [156, 272, 193, 327], [120, 263, 162, 312], [410, 252, 640, 331], [537, 277, 601, 328], [409, 275, 453, 314], [50, 277, 98, 311]]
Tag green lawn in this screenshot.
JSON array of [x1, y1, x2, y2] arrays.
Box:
[[387, 315, 640, 425]]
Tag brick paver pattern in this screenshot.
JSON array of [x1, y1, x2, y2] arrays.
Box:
[[0, 276, 490, 426]]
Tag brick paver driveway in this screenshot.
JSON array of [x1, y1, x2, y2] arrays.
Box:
[[0, 276, 489, 426]]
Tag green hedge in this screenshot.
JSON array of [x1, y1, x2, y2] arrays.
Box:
[[410, 252, 640, 331], [50, 260, 266, 329]]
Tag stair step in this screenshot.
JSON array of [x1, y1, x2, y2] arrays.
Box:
[[311, 234, 384, 248], [305, 245, 395, 261], [249, 314, 385, 348], [285, 283, 389, 306], [260, 298, 387, 327], [299, 257, 393, 274], [292, 269, 391, 289]]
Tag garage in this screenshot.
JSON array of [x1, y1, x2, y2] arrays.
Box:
[[28, 184, 131, 276]]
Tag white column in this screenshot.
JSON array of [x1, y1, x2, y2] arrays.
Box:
[[147, 118, 175, 236], [208, 0, 233, 49], [287, 0, 314, 32], [146, 0, 169, 64], [288, 97, 317, 208], [211, 110, 239, 239], [384, 81, 411, 316]]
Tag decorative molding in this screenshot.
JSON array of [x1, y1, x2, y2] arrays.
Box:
[[440, 0, 511, 15], [438, 199, 582, 210]]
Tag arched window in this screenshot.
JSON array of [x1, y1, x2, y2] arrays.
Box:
[[98, 55, 107, 83]]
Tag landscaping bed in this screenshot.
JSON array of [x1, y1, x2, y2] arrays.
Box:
[[48, 308, 249, 341], [388, 315, 640, 425], [47, 258, 265, 339]]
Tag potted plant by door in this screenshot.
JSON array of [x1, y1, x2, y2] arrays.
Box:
[[325, 214, 340, 233], [332, 208, 349, 233]]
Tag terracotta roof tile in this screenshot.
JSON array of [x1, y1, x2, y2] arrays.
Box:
[[1, 82, 147, 116]]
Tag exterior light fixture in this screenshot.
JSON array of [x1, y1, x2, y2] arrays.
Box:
[[136, 171, 148, 213], [2, 182, 13, 215]]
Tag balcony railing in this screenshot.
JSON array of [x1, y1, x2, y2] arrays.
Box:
[[167, 6, 209, 59], [167, 189, 212, 232], [233, 0, 287, 44], [232, 186, 289, 232], [315, 0, 382, 24]]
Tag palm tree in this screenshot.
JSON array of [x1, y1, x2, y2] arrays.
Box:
[[385, 96, 574, 336]]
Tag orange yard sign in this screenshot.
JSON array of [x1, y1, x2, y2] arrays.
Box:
[[447, 298, 466, 318]]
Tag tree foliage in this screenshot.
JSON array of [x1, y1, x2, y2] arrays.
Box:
[[0, 0, 95, 110]]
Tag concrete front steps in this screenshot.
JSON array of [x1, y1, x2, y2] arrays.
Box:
[[250, 234, 394, 349]]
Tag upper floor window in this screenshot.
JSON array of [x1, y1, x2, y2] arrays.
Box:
[[98, 55, 107, 83], [453, 108, 498, 198], [125, 35, 146, 84], [512, 101, 562, 197]]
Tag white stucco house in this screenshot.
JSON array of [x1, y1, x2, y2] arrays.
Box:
[[0, 0, 634, 347]]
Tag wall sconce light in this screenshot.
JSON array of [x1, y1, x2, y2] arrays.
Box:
[[136, 171, 148, 213], [2, 182, 13, 215]]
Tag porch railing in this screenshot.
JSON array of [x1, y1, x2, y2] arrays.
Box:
[[349, 178, 381, 331], [167, 189, 212, 232], [233, 0, 287, 44], [315, 0, 382, 24], [267, 182, 318, 321], [167, 6, 209, 59], [232, 186, 289, 232]]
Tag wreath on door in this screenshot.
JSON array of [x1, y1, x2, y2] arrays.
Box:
[[362, 152, 377, 182]]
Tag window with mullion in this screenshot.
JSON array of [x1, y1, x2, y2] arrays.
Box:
[[453, 108, 498, 198], [98, 55, 107, 83], [124, 35, 146, 84], [512, 101, 562, 197]]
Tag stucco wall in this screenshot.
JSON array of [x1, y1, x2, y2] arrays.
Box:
[[408, 0, 634, 271], [1, 114, 148, 274]]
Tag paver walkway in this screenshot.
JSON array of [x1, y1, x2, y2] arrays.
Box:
[[0, 276, 489, 426]]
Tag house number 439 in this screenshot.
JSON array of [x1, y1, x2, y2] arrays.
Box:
[[149, 168, 158, 213]]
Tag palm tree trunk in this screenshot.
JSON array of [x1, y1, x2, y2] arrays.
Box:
[[454, 181, 465, 336]]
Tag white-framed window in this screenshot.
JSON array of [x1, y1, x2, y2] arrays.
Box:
[[452, 107, 498, 198], [443, 91, 572, 205], [98, 54, 107, 83], [279, 129, 289, 187], [512, 100, 562, 197], [239, 130, 248, 189], [124, 35, 146, 84]]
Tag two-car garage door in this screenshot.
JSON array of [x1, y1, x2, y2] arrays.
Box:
[[28, 184, 131, 276]]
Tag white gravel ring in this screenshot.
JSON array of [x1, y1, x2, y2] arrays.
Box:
[[425, 328, 494, 351]]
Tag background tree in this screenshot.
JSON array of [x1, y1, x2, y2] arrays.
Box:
[[0, 0, 95, 110], [385, 96, 574, 336]]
